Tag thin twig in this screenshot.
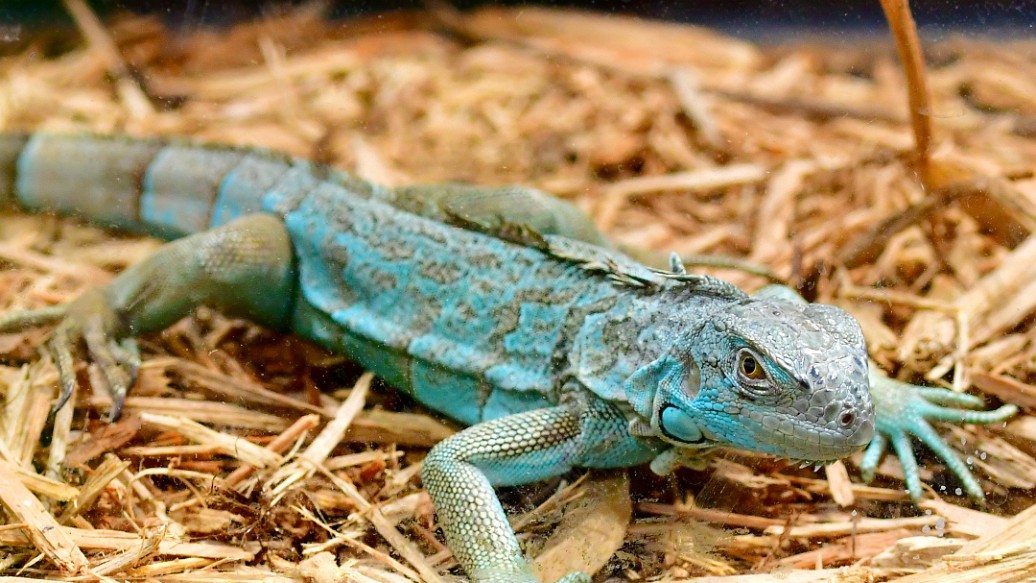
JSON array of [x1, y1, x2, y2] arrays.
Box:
[[878, 0, 933, 187], [62, 0, 154, 119]]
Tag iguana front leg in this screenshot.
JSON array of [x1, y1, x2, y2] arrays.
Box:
[[423, 398, 656, 583], [0, 214, 296, 419], [863, 372, 1017, 502]]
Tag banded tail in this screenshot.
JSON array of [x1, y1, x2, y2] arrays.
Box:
[[0, 132, 611, 248], [0, 132, 385, 239]]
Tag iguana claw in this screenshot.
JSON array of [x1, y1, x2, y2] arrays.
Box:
[[862, 367, 1018, 504], [1, 289, 139, 421]]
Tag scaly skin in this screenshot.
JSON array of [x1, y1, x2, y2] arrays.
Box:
[[0, 133, 1017, 582]]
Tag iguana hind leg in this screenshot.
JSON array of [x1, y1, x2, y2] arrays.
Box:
[[391, 182, 779, 276], [1, 214, 296, 420]]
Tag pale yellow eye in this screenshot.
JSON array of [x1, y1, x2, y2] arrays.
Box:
[[739, 353, 766, 381]]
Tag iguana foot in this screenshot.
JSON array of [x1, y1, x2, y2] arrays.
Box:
[[864, 368, 1017, 503], [0, 214, 296, 422], [1, 289, 139, 420], [0, 304, 67, 331], [648, 444, 713, 475]]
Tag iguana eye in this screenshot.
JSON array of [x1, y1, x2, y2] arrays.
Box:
[[737, 350, 766, 382]]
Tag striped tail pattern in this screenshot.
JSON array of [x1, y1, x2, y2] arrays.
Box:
[[0, 132, 384, 239]]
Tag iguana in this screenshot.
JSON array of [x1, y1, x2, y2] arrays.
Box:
[[0, 133, 1016, 583]]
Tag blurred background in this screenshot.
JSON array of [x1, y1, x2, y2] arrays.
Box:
[[1, 0, 1033, 40]]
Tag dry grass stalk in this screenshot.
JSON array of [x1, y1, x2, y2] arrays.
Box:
[[269, 372, 371, 492], [0, 459, 88, 573], [899, 233, 1036, 376], [0, 3, 1032, 582], [823, 461, 855, 507], [890, 500, 1036, 583], [878, 0, 933, 186], [917, 498, 1008, 538], [870, 536, 968, 574], [224, 413, 320, 489], [56, 454, 126, 523], [0, 526, 254, 560], [61, 0, 153, 119], [455, 7, 762, 76], [158, 358, 327, 415], [141, 412, 282, 469], [531, 472, 631, 582], [777, 528, 919, 569]]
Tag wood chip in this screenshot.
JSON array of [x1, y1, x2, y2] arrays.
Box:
[[141, 413, 281, 470], [0, 460, 88, 573], [533, 471, 631, 581], [0, 5, 1033, 582]]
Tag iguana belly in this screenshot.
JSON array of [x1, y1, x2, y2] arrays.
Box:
[[292, 299, 554, 425]]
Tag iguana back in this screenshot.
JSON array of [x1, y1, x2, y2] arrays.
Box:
[[0, 132, 656, 425]]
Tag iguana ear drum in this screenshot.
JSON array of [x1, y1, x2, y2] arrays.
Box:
[[652, 353, 707, 445]]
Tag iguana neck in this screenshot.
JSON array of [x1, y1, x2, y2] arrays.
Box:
[[564, 284, 740, 407]]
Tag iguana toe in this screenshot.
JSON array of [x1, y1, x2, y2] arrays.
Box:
[[865, 370, 1017, 504], [0, 304, 67, 332], [4, 288, 138, 421]]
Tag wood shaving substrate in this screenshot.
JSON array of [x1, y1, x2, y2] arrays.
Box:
[[0, 6, 1034, 583]]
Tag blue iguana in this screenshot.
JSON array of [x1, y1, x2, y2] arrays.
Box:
[[0, 133, 1016, 583]]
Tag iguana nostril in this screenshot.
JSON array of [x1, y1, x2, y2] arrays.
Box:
[[839, 410, 855, 427]]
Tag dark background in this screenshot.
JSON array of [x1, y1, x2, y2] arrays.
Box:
[[0, 1, 1034, 40]]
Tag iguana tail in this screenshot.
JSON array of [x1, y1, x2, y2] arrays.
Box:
[[0, 132, 622, 256], [0, 132, 347, 238]]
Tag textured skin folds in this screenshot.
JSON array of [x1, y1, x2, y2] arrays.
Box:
[[425, 397, 655, 583], [0, 133, 1018, 582]]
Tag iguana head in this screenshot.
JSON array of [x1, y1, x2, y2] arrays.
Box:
[[625, 297, 874, 464]]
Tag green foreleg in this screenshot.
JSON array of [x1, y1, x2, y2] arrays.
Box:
[[423, 406, 591, 583], [864, 372, 1016, 503], [421, 396, 652, 583]]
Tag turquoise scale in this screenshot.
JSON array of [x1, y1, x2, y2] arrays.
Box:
[[209, 154, 291, 228], [139, 146, 245, 237]]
